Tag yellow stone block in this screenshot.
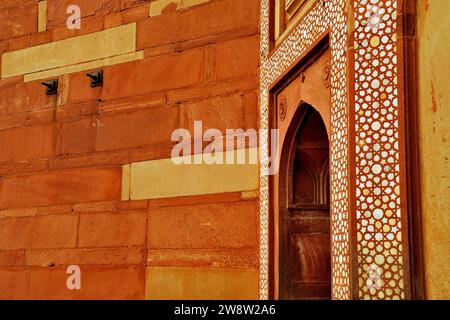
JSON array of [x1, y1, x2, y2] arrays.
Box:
[[128, 148, 259, 200], [149, 0, 209, 16], [1, 23, 137, 79], [149, 0, 180, 17], [38, 0, 47, 33], [146, 267, 259, 300], [179, 0, 209, 9], [24, 51, 144, 82]]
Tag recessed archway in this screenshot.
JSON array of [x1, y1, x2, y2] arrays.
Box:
[[278, 104, 331, 300]]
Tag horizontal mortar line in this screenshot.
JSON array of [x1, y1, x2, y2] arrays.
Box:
[[0, 266, 145, 270], [146, 265, 259, 270], [166, 26, 260, 50], [3, 246, 148, 251], [148, 196, 259, 208], [23, 247, 146, 251], [21, 264, 144, 268], [146, 266, 259, 270]]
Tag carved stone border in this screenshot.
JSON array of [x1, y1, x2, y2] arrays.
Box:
[[259, 0, 409, 300]]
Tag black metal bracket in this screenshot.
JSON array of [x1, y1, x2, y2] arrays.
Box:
[[41, 79, 58, 95], [86, 70, 103, 87]]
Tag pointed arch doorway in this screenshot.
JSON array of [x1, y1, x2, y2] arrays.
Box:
[[269, 40, 332, 300], [278, 104, 331, 300]]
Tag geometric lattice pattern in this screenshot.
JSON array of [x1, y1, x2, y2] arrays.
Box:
[[260, 0, 408, 300], [353, 0, 408, 300], [259, 0, 351, 300]]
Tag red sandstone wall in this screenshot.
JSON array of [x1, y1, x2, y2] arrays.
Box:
[[0, 0, 260, 299]]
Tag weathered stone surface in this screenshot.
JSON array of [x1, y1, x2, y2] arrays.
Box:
[[166, 77, 258, 104], [0, 80, 52, 114], [72, 200, 148, 213], [0, 270, 28, 299], [51, 15, 104, 42], [128, 149, 259, 200], [0, 266, 145, 299], [38, 0, 47, 32], [148, 200, 258, 248], [78, 211, 147, 248], [120, 0, 150, 11], [213, 36, 259, 81], [0, 215, 78, 249], [0, 250, 25, 267], [60, 117, 96, 155], [0, 167, 122, 208], [146, 267, 258, 299], [2, 24, 136, 78], [137, 0, 259, 49], [417, 0, 450, 299], [0, 1, 37, 41], [149, 0, 178, 17], [184, 92, 258, 132], [0, 125, 54, 163], [8, 35, 30, 51], [0, 0, 262, 300], [148, 192, 242, 208], [47, 0, 117, 28], [147, 248, 258, 268], [24, 51, 144, 83], [102, 48, 204, 100], [96, 105, 179, 151], [24, 248, 145, 266], [28, 266, 145, 299], [30, 31, 52, 47]]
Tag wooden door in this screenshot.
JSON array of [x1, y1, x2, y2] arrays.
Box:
[[279, 107, 331, 300]]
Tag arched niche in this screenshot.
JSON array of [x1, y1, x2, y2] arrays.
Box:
[[278, 103, 331, 300]]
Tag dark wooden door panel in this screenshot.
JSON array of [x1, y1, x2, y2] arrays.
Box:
[[284, 210, 331, 300], [291, 233, 331, 282], [288, 282, 332, 300], [289, 217, 330, 233]]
